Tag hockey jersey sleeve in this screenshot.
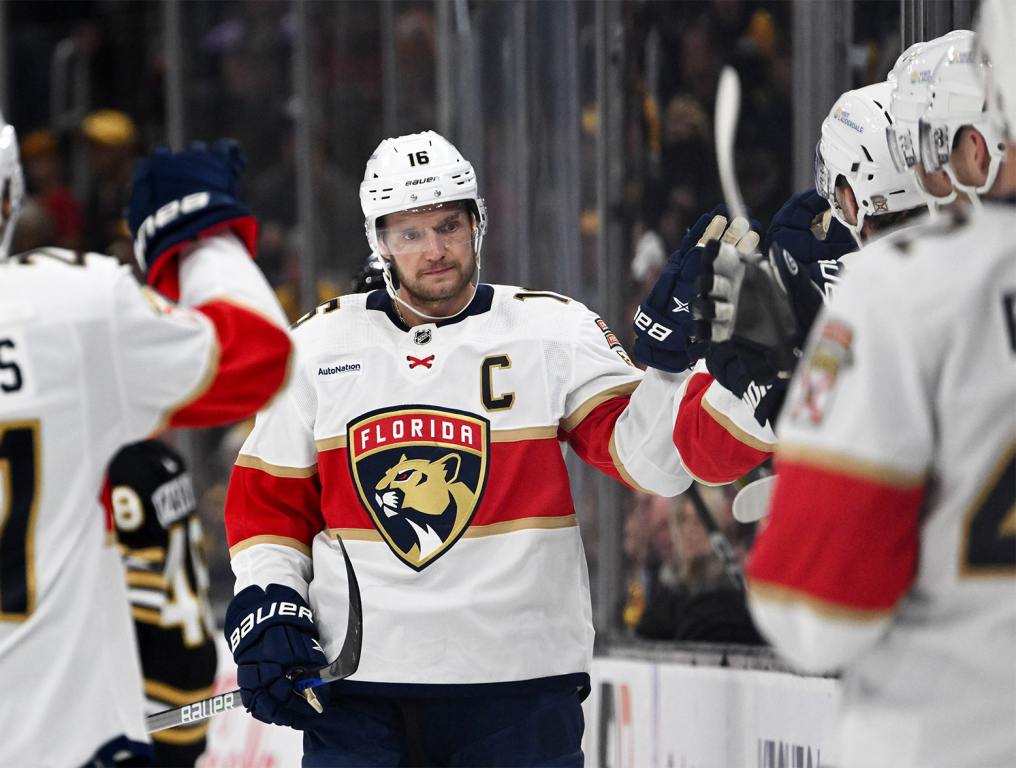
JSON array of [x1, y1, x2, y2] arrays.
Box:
[[557, 305, 693, 497], [671, 359, 776, 484], [224, 348, 321, 597], [111, 233, 291, 439], [746, 259, 932, 673]]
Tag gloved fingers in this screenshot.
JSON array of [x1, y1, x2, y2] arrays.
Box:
[[697, 214, 728, 246], [721, 216, 750, 245], [710, 240, 743, 277], [708, 273, 734, 302], [712, 300, 735, 326], [735, 230, 760, 256], [710, 305, 735, 342]]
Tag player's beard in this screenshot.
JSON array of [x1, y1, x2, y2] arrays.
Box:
[[391, 252, 478, 308]]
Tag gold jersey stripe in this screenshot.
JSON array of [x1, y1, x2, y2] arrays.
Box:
[[145, 679, 215, 706], [234, 454, 317, 478], [748, 579, 898, 622], [607, 430, 653, 494], [229, 534, 312, 558], [316, 435, 347, 451], [132, 606, 163, 625], [461, 515, 577, 537], [701, 395, 777, 452], [327, 515, 578, 543], [126, 571, 166, 589], [327, 528, 382, 542], [119, 545, 166, 562], [777, 442, 926, 488], [561, 382, 639, 432]]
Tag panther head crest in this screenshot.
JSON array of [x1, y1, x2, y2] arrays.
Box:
[[373, 453, 476, 560]]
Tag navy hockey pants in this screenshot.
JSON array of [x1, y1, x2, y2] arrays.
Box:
[[302, 687, 585, 767]]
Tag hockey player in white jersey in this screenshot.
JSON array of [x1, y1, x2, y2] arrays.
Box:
[[747, 9, 1016, 766], [0, 133, 291, 767], [222, 130, 697, 765], [644, 80, 929, 497]]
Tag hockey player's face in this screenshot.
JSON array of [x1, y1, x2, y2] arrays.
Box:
[[381, 205, 477, 306]]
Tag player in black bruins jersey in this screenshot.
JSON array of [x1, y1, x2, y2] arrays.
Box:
[[104, 440, 218, 767]]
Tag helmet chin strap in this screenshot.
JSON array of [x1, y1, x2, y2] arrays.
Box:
[[381, 229, 485, 324]]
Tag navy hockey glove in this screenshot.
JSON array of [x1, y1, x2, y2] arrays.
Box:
[[633, 206, 760, 373], [127, 139, 257, 299], [224, 584, 328, 729], [763, 189, 856, 268]]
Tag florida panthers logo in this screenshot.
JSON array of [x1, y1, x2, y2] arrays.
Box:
[[347, 406, 489, 570]]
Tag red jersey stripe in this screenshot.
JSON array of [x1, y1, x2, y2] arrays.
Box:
[[747, 457, 923, 612], [225, 465, 323, 548], [674, 371, 770, 484], [560, 395, 631, 487], [169, 300, 291, 429], [318, 436, 576, 530]]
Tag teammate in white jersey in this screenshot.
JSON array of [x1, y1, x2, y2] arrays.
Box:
[[0, 133, 291, 767], [222, 130, 698, 765], [747, 10, 1016, 766], [646, 79, 929, 498]]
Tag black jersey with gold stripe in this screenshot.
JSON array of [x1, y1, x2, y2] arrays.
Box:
[[106, 439, 217, 765]]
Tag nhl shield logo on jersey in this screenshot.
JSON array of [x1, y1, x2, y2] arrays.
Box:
[[347, 406, 489, 571], [789, 318, 854, 425]]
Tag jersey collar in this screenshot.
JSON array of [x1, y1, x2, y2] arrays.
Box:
[[366, 284, 494, 331]]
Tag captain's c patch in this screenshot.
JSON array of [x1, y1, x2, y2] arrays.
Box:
[[347, 406, 490, 571]]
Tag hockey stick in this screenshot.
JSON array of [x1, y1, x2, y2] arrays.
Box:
[[686, 484, 746, 592], [714, 66, 747, 221], [145, 535, 363, 733]]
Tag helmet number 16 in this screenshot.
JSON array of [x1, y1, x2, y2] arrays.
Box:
[[407, 151, 430, 167]]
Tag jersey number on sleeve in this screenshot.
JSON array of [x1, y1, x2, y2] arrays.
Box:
[[0, 421, 39, 619], [961, 441, 1016, 576]]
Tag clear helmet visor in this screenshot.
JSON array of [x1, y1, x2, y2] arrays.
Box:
[[814, 144, 835, 204], [375, 202, 477, 260]]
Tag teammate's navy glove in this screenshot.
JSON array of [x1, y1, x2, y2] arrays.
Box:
[[763, 189, 856, 268], [224, 584, 328, 729], [127, 139, 257, 299], [633, 206, 760, 373]]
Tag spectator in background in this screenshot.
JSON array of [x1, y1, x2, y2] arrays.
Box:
[[634, 485, 763, 645], [19, 129, 82, 251], [81, 109, 138, 254]]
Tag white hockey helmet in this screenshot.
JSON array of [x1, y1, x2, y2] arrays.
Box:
[[978, 0, 1016, 135], [0, 112, 25, 261], [815, 81, 926, 244], [360, 130, 487, 263], [887, 30, 970, 204], [918, 32, 1008, 196]]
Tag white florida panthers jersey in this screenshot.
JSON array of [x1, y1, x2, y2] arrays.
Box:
[[0, 237, 290, 767], [227, 284, 695, 692], [748, 203, 1016, 768]]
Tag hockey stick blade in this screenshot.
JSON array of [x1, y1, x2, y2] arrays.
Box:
[[715, 66, 747, 222], [146, 535, 363, 733]]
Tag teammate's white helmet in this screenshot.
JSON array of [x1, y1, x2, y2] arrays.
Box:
[[918, 32, 1007, 195], [359, 130, 487, 262], [977, 0, 1016, 136], [887, 30, 970, 204], [0, 112, 25, 261], [815, 81, 926, 244]]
